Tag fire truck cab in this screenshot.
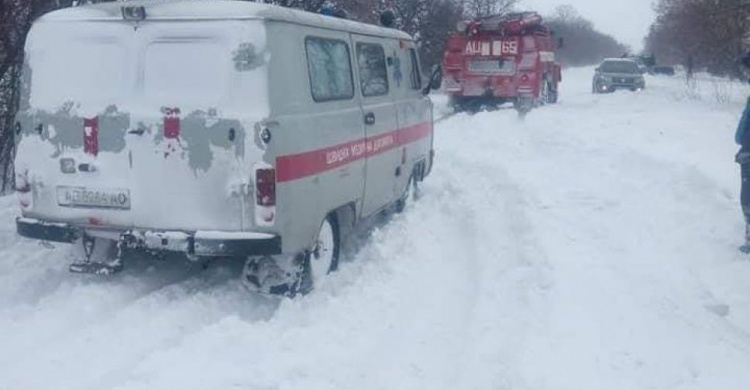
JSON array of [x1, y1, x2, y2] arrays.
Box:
[[442, 12, 562, 113]]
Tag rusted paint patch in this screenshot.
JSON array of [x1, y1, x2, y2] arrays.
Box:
[[17, 104, 129, 157], [232, 42, 266, 72], [180, 110, 246, 173]]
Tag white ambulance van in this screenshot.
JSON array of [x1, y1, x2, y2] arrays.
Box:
[[14, 0, 440, 295]]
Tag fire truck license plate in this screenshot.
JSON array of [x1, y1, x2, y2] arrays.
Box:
[[468, 60, 515, 74], [57, 186, 131, 209]]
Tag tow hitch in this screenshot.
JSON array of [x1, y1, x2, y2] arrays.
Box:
[[68, 234, 130, 275]]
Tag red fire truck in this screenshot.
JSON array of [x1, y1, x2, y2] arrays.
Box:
[[442, 12, 562, 113]]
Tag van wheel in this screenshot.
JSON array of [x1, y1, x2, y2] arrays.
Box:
[[396, 176, 414, 214], [301, 214, 340, 293]]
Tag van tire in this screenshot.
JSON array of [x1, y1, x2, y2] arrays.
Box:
[[396, 161, 427, 213], [300, 214, 340, 293], [396, 176, 414, 214]]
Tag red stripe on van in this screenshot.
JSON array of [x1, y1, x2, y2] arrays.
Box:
[[276, 121, 432, 183], [398, 121, 433, 145]]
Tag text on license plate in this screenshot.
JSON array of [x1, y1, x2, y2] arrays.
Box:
[[56, 186, 131, 209]]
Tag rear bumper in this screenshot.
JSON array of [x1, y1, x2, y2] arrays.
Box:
[[17, 217, 80, 243], [445, 76, 520, 98], [16, 217, 282, 257]]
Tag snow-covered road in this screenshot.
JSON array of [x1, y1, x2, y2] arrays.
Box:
[[2, 68, 750, 390]]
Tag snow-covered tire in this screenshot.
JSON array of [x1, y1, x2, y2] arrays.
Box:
[[300, 214, 340, 293], [548, 85, 558, 104], [396, 175, 417, 214], [537, 79, 550, 106]]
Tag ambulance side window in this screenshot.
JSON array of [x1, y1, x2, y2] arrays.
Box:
[[356, 43, 389, 97], [305, 37, 355, 102], [408, 48, 422, 90]]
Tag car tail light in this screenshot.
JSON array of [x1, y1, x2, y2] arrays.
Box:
[[256, 168, 276, 206], [84, 117, 99, 156]]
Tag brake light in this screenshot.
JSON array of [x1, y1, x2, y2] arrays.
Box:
[[84, 117, 99, 156], [256, 168, 276, 206], [163, 107, 181, 139]]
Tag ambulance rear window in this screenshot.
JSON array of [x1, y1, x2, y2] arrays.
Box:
[[28, 39, 128, 111], [143, 40, 229, 107]]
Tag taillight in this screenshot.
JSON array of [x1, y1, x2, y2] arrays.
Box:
[[84, 117, 99, 156], [256, 168, 276, 206], [15, 170, 30, 193]]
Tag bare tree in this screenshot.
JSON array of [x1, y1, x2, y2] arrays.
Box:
[[462, 0, 517, 18], [645, 0, 750, 78], [545, 5, 628, 67]]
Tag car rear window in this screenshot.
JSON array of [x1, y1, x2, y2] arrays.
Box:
[[600, 61, 639, 73]]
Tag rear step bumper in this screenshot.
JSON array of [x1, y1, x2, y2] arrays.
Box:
[[16, 217, 282, 257]]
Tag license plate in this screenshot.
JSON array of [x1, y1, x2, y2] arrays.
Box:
[[468, 60, 515, 74], [57, 186, 131, 210]]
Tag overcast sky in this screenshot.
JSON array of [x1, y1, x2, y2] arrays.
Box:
[[521, 0, 656, 52]]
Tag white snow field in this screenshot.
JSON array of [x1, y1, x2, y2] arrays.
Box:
[[2, 67, 750, 390]]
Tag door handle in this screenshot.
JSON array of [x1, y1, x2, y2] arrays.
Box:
[[128, 128, 145, 136], [364, 112, 376, 125]]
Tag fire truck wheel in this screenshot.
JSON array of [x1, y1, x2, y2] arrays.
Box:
[[548, 87, 558, 104], [301, 214, 340, 293], [538, 79, 550, 105]]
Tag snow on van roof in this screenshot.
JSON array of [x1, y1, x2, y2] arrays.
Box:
[[38, 0, 412, 41]]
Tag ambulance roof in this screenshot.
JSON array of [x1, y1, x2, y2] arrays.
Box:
[[38, 0, 412, 41]]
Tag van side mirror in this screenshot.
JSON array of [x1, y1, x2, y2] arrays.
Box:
[[423, 64, 442, 95], [557, 37, 564, 49]]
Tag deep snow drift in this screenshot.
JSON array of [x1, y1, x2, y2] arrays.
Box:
[[2, 67, 750, 390]]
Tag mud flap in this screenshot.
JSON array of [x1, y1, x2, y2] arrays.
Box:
[[514, 97, 534, 117], [241, 254, 304, 297], [68, 235, 125, 275]]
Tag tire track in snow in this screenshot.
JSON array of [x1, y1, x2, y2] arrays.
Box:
[[430, 112, 555, 389]]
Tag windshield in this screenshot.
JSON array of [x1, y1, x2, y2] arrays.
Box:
[[600, 61, 639, 74]]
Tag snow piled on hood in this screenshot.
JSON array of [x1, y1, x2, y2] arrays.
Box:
[[1, 68, 750, 389]]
